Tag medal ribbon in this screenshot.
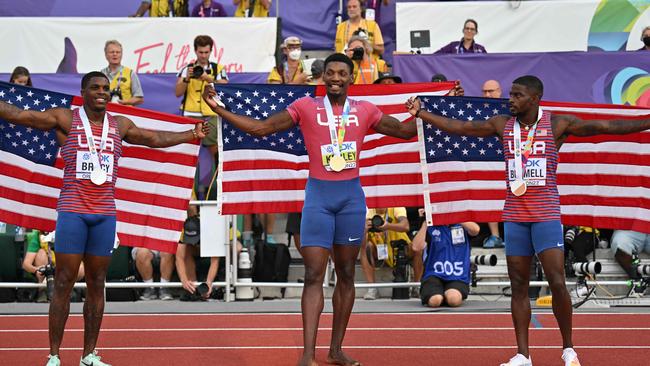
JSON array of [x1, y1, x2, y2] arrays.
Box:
[[512, 107, 543, 183], [78, 107, 109, 178], [323, 96, 350, 161]]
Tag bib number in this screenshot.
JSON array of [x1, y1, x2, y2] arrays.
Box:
[[76, 151, 114, 181]]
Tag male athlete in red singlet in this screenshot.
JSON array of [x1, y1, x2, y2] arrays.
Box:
[[0, 72, 207, 366], [407, 75, 650, 366]]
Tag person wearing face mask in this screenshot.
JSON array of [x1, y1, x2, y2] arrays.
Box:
[[638, 26, 650, 51], [268, 36, 311, 85]]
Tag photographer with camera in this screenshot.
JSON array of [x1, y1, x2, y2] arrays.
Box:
[[345, 36, 385, 85], [101, 40, 144, 106], [335, 0, 384, 58], [175, 35, 228, 158], [412, 209, 479, 308], [611, 229, 650, 280], [361, 207, 421, 300], [22, 230, 84, 302], [176, 216, 219, 301]]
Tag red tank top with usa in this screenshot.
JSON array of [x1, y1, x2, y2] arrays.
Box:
[[502, 110, 560, 222], [57, 108, 123, 215]]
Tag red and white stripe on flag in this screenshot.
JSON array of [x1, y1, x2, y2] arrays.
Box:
[[1, 97, 199, 253], [218, 82, 455, 214]]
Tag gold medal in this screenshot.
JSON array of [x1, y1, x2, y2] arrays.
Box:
[[510, 179, 527, 196], [329, 155, 346, 172]]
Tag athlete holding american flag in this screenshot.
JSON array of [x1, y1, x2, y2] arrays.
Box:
[[0, 71, 208, 366], [407, 75, 650, 366]]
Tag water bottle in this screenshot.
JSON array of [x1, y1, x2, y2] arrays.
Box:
[[0, 221, 6, 234]]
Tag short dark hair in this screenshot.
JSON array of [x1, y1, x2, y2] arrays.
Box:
[[324, 53, 354, 74], [464, 19, 478, 32], [81, 71, 109, 89], [194, 35, 214, 50], [431, 73, 447, 82], [513, 75, 544, 97], [9, 66, 32, 87]]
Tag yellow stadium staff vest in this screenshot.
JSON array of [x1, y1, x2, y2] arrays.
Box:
[[109, 66, 133, 102], [149, 0, 187, 17], [235, 1, 269, 17], [180, 62, 225, 116], [367, 208, 411, 268]]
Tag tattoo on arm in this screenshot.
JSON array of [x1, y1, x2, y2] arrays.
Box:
[[562, 114, 650, 137]]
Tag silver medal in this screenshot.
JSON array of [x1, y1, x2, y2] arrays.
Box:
[[90, 168, 107, 185]]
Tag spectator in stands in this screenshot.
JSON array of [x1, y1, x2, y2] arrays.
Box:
[[310, 59, 325, 85], [175, 35, 228, 158], [9, 66, 32, 86], [132, 247, 175, 300], [101, 40, 144, 107], [23, 231, 84, 302], [435, 19, 487, 54], [374, 72, 402, 85], [176, 216, 220, 300], [346, 36, 385, 84], [611, 229, 650, 279], [480, 79, 505, 249], [362, 207, 422, 300], [482, 79, 502, 99], [131, 0, 189, 17], [335, 0, 384, 58], [412, 209, 479, 307], [360, 0, 389, 23], [191, 0, 227, 17], [268, 36, 310, 85], [233, 0, 271, 17], [431, 73, 447, 82], [638, 26, 650, 51]]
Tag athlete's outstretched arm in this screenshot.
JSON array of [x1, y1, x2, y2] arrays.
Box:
[[405, 97, 505, 138], [374, 114, 417, 139], [0, 101, 67, 131], [554, 114, 650, 146], [120, 116, 208, 148], [202, 85, 294, 137]]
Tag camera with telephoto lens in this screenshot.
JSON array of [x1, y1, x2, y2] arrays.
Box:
[[572, 261, 602, 276], [369, 215, 392, 233], [37, 264, 56, 300], [564, 226, 579, 244], [631, 251, 650, 278], [192, 64, 205, 78], [391, 239, 409, 299], [471, 254, 498, 266], [351, 47, 365, 61], [110, 88, 122, 103]]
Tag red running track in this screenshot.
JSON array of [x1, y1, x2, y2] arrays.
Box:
[[1, 313, 649, 365]]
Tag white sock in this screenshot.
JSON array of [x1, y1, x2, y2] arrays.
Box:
[[143, 278, 153, 283], [161, 278, 170, 283]]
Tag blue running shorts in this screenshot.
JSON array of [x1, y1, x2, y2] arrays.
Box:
[[300, 177, 366, 249], [504, 220, 564, 256], [55, 211, 117, 257]]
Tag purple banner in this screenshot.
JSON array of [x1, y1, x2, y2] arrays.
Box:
[[0, 72, 267, 115], [392, 51, 650, 106]]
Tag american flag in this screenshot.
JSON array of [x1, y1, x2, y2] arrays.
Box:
[[0, 81, 199, 253], [216, 82, 455, 214], [419, 96, 650, 234]]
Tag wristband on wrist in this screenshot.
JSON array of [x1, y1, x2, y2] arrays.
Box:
[[415, 109, 421, 118]]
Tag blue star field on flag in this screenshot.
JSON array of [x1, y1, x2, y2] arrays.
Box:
[[0, 81, 71, 165], [419, 96, 510, 163]]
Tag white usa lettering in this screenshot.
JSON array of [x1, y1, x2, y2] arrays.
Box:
[[507, 140, 545, 155], [316, 113, 360, 127], [77, 135, 116, 152]]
